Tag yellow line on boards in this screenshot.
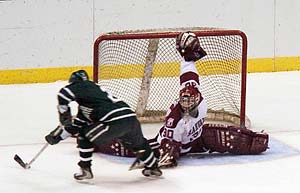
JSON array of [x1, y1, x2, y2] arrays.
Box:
[[0, 57, 299, 84], [0, 66, 93, 84], [247, 57, 300, 72]]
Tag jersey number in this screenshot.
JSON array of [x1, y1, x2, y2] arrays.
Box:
[[162, 129, 174, 138]]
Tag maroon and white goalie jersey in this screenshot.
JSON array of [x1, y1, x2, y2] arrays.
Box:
[[149, 60, 208, 164], [153, 98, 207, 152]]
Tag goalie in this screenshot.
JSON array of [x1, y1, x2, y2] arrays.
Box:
[[94, 31, 269, 168]]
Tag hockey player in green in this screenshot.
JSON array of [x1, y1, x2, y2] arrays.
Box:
[[45, 70, 162, 180]]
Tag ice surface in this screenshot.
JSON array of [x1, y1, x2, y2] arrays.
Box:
[[0, 72, 300, 193]]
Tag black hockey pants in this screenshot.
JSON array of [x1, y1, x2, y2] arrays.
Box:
[[77, 116, 153, 168]]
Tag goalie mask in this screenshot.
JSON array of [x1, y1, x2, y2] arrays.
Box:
[[69, 70, 89, 83], [179, 85, 201, 114]]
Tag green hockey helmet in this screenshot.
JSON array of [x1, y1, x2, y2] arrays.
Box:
[[69, 70, 89, 83]]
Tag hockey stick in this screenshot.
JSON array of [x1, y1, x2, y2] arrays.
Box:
[[14, 126, 62, 169], [14, 143, 49, 169]]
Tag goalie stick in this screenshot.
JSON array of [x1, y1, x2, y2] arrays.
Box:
[[14, 143, 49, 169]]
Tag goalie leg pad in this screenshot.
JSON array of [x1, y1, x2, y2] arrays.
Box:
[[249, 132, 269, 154], [201, 124, 269, 154], [93, 139, 135, 157]]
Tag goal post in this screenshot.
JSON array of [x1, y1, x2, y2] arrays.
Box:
[[93, 27, 248, 128]]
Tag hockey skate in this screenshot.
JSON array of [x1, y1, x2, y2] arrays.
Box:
[[129, 150, 146, 171], [142, 163, 163, 177], [129, 157, 145, 170], [129, 149, 162, 177], [129, 158, 162, 177], [74, 167, 94, 180]]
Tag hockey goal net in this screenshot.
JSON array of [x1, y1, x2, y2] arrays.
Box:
[[93, 27, 249, 128]]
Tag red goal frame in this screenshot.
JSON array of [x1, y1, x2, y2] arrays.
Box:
[[93, 30, 248, 128]]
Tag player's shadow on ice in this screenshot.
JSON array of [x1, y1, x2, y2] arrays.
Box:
[[77, 174, 169, 189]]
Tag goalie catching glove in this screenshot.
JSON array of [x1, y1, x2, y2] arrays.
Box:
[[176, 31, 207, 62]]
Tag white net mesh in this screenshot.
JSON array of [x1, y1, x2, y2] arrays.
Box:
[[94, 28, 248, 127]]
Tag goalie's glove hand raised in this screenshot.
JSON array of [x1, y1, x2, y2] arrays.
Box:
[[45, 126, 63, 145], [176, 31, 207, 62]]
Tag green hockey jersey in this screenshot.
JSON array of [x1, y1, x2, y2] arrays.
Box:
[[57, 80, 136, 123]]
